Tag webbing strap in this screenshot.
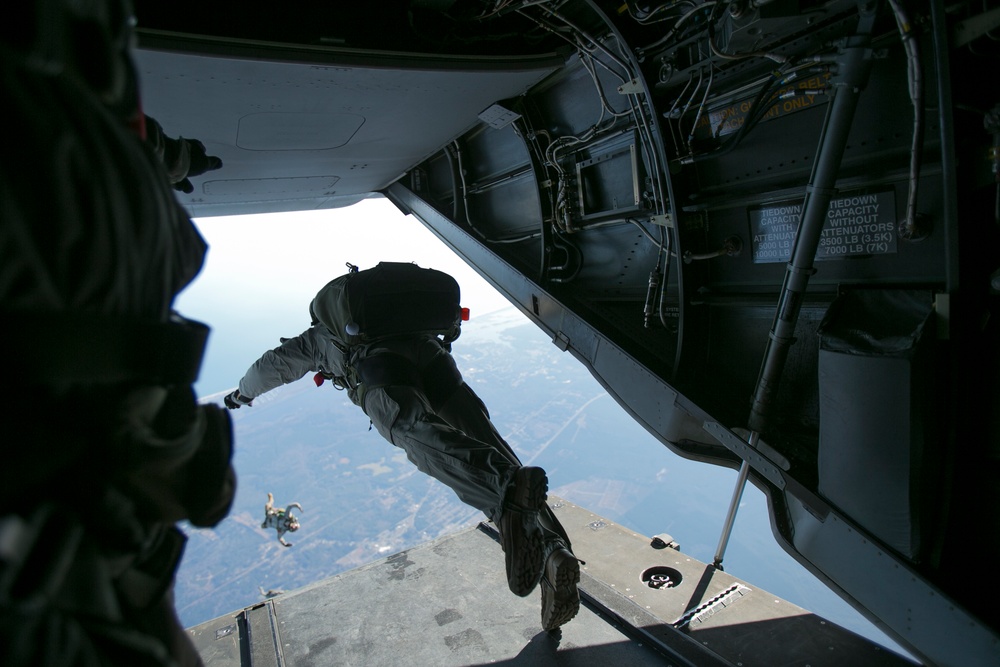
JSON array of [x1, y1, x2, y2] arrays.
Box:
[[355, 353, 423, 392], [4, 312, 209, 385], [421, 352, 463, 410], [353, 349, 463, 411]]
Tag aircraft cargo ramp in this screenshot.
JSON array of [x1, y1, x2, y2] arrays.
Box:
[[188, 499, 910, 666]]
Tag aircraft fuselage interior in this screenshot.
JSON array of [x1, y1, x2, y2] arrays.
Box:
[[134, 2, 1000, 664]]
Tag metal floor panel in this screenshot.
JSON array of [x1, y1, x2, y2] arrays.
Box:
[[274, 524, 667, 666], [550, 499, 910, 667], [188, 498, 912, 666]]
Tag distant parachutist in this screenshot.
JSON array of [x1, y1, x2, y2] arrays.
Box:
[[262, 493, 302, 547]]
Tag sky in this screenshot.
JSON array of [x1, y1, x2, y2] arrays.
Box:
[[174, 196, 515, 398]]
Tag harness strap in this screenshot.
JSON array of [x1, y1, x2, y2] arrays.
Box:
[[354, 354, 423, 404], [353, 349, 463, 412], [4, 312, 209, 385], [421, 351, 463, 410]]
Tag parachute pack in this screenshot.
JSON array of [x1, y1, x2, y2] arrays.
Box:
[[310, 262, 463, 350]]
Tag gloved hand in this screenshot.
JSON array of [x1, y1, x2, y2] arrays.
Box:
[[224, 389, 253, 409], [174, 139, 223, 193]]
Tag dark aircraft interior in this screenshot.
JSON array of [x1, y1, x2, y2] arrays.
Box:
[[133, 2, 1000, 664]]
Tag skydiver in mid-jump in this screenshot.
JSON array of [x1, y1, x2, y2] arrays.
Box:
[[262, 493, 302, 547], [226, 263, 582, 631]]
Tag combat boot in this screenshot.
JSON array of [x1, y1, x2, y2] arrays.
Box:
[[499, 466, 547, 597], [540, 542, 581, 631]]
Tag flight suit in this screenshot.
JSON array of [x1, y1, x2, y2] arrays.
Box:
[[238, 328, 571, 544]]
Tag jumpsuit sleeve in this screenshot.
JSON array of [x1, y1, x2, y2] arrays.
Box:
[[144, 115, 191, 186], [238, 329, 325, 399]]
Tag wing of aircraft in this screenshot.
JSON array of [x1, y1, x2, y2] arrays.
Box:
[[133, 2, 1000, 665]]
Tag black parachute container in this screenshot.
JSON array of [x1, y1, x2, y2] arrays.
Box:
[[311, 262, 463, 350]]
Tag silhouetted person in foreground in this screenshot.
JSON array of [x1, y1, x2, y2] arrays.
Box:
[[226, 262, 582, 630], [1, 2, 231, 665]]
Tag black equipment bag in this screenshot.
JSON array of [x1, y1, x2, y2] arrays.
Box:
[[311, 262, 462, 349]]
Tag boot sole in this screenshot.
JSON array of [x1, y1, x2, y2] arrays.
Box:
[[541, 548, 581, 631], [503, 467, 548, 597]]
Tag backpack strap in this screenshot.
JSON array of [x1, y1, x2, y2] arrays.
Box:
[[353, 353, 421, 412], [351, 345, 463, 413], [420, 350, 463, 410], [5, 311, 209, 385]]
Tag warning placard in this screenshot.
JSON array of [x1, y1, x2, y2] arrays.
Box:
[[748, 190, 897, 264], [693, 73, 831, 140]]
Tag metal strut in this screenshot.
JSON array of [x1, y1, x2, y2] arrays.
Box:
[[712, 1, 879, 570], [713, 435, 755, 569]]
